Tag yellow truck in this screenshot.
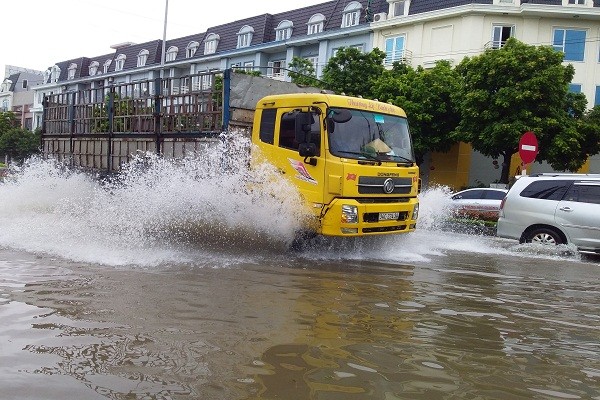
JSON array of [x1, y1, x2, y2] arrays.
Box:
[[41, 69, 419, 237]]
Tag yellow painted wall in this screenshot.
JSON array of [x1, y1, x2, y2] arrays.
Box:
[[428, 142, 472, 190]]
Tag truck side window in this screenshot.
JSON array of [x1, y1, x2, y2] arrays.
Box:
[[278, 113, 298, 150], [259, 108, 277, 145]]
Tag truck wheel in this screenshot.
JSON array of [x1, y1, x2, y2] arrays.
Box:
[[524, 227, 563, 246]]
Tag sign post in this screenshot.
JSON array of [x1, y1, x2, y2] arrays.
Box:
[[518, 131, 539, 175]]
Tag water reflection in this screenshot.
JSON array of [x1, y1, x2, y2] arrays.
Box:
[[1, 249, 599, 400]]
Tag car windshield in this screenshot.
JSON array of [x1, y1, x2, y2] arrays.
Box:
[[327, 107, 414, 163]]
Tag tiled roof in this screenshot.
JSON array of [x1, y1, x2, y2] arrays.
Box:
[[44, 0, 599, 82]]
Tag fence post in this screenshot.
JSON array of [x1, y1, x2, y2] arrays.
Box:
[[154, 77, 162, 156], [107, 86, 115, 172]]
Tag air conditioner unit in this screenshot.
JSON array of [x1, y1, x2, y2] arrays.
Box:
[[373, 12, 387, 22]]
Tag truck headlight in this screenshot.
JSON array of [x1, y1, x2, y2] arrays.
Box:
[[411, 204, 419, 220], [341, 205, 358, 224]]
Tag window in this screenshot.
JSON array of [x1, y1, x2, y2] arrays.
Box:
[[103, 59, 112, 74], [278, 112, 299, 150], [1, 99, 8, 111], [569, 83, 582, 93], [492, 25, 514, 49], [564, 183, 600, 204], [137, 49, 149, 67], [237, 25, 254, 48], [384, 35, 406, 65], [307, 13, 325, 35], [595, 86, 600, 106], [204, 33, 219, 55], [390, 0, 408, 17], [553, 28, 586, 61], [186, 41, 199, 58], [67, 63, 77, 80], [520, 181, 571, 200], [166, 46, 178, 62], [259, 108, 277, 145], [89, 61, 99, 76], [267, 60, 286, 79], [244, 61, 255, 72], [22, 79, 28, 89], [341, 1, 361, 28], [275, 20, 293, 41], [51, 65, 61, 82], [115, 54, 126, 71], [566, 0, 586, 4]]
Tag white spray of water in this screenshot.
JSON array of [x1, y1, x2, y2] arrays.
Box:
[[0, 134, 309, 266]]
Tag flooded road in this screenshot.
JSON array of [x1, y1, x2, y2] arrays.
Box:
[[1, 157, 599, 399], [1, 236, 599, 400]]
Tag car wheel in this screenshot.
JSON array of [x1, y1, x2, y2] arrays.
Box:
[[525, 227, 563, 246]]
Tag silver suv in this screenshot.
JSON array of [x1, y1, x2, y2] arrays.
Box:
[[497, 173, 600, 254]]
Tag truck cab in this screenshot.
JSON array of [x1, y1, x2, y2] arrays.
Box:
[[251, 93, 420, 237]]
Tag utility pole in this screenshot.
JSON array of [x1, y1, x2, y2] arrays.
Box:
[[160, 0, 169, 79]]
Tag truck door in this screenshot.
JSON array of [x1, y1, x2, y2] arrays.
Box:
[[272, 108, 325, 206]]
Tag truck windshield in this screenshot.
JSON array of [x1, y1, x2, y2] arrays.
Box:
[[327, 107, 414, 163]]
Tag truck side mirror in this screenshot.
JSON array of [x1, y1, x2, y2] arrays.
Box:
[[294, 112, 313, 144], [298, 143, 317, 158]]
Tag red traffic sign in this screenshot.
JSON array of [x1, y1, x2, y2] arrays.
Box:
[[518, 131, 538, 164]]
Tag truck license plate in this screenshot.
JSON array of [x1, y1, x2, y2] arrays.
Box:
[[379, 212, 399, 221]]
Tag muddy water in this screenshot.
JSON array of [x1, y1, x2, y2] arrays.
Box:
[[1, 242, 599, 400], [1, 156, 599, 399]]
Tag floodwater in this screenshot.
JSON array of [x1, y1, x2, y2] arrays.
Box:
[[1, 148, 599, 400]]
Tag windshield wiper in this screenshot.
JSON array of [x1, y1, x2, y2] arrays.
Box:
[[335, 150, 382, 163], [391, 155, 414, 163]]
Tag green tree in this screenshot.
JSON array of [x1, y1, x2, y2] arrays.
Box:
[[321, 47, 386, 97], [372, 61, 462, 164], [0, 111, 19, 133], [288, 56, 321, 87], [0, 127, 40, 162], [454, 38, 596, 183]]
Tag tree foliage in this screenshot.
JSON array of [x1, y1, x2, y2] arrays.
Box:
[[321, 47, 386, 97], [288, 56, 321, 87], [372, 61, 462, 164], [0, 127, 40, 162], [454, 38, 595, 182]]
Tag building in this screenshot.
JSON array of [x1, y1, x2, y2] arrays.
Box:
[[30, 0, 600, 188], [370, 0, 600, 188], [0, 66, 44, 130]]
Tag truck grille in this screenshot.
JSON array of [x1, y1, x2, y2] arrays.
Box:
[[357, 177, 413, 195]]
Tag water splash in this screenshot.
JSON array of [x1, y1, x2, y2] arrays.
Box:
[[0, 134, 309, 266]]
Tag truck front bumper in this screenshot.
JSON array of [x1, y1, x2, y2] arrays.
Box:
[[319, 198, 419, 237]]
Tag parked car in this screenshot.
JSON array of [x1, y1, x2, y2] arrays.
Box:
[[450, 187, 508, 220], [497, 173, 600, 254]]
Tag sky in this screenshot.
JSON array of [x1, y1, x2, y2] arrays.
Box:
[[1, 0, 327, 76]]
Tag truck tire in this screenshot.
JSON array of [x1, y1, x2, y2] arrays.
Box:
[[524, 227, 563, 246]]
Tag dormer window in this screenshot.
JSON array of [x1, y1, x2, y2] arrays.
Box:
[[115, 54, 126, 71], [186, 41, 199, 58], [275, 20, 293, 41], [103, 59, 112, 74], [307, 13, 325, 35], [51, 65, 61, 82], [166, 46, 178, 62], [341, 1, 362, 28], [67, 63, 77, 80], [237, 25, 254, 48], [388, 0, 411, 17], [89, 61, 99, 76], [137, 49, 149, 67], [565, 0, 587, 5], [204, 33, 220, 55]]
